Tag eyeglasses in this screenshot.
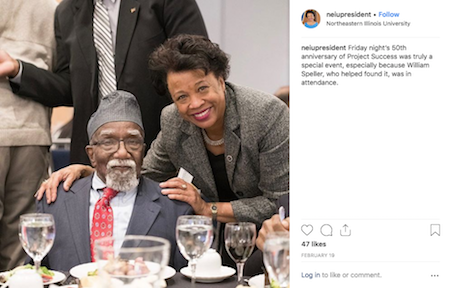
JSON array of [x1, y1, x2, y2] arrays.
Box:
[[91, 138, 144, 153]]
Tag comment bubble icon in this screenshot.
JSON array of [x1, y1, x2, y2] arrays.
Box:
[[321, 224, 333, 236]]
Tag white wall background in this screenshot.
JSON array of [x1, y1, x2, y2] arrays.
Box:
[[196, 0, 289, 94]]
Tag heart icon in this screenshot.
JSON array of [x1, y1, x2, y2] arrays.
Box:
[[301, 224, 313, 236]]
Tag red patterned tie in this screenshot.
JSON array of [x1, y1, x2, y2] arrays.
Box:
[[90, 187, 119, 262]]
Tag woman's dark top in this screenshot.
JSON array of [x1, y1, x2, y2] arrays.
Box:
[[207, 150, 238, 202], [207, 150, 239, 267]]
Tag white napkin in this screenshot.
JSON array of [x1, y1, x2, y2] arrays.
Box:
[[177, 167, 193, 183], [177, 168, 202, 195]]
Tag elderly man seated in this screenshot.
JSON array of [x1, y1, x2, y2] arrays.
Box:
[[38, 90, 192, 271]]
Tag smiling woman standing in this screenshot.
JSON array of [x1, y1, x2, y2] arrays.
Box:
[[143, 34, 289, 227]]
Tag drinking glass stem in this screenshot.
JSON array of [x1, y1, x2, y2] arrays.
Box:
[[35, 259, 41, 273], [190, 260, 197, 288], [237, 262, 245, 285]]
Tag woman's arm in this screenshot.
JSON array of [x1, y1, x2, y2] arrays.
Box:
[[231, 95, 290, 224], [159, 177, 237, 222], [35, 164, 94, 203], [142, 131, 177, 182]]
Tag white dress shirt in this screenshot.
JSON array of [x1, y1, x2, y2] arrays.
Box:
[[89, 172, 138, 254]]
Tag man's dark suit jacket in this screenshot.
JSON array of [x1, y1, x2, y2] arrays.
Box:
[[37, 175, 193, 271], [12, 0, 208, 164]]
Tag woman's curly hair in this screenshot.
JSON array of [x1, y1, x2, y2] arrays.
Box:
[[149, 34, 230, 97]]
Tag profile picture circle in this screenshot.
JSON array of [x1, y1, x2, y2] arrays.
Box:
[[302, 9, 320, 28]]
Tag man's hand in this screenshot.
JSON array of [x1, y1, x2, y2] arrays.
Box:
[[256, 215, 290, 250], [0, 50, 20, 78], [35, 164, 95, 204]]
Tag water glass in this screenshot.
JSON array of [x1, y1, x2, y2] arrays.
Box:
[[263, 231, 290, 288], [18, 213, 55, 273], [94, 235, 170, 288], [224, 222, 256, 285], [176, 215, 213, 288]]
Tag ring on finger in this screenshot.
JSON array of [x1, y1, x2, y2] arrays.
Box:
[[181, 184, 187, 190], [43, 179, 49, 184]]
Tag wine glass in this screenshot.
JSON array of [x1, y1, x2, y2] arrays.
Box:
[[176, 215, 213, 288], [95, 235, 170, 287], [224, 222, 256, 285], [263, 231, 290, 288], [19, 213, 55, 273]]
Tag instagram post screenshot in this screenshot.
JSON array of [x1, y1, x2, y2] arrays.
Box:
[[292, 1, 449, 287]]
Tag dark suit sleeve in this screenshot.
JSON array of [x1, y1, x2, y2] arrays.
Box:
[[162, 0, 208, 38], [172, 205, 194, 271], [244, 249, 264, 277], [36, 197, 45, 214], [11, 9, 72, 107]]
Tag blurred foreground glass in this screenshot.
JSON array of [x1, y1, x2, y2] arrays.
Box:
[[263, 232, 290, 288], [94, 235, 170, 288], [224, 222, 256, 285], [19, 213, 55, 273], [176, 215, 213, 288]]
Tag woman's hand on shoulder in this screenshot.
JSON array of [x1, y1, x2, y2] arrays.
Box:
[[35, 164, 94, 204], [159, 177, 208, 215]]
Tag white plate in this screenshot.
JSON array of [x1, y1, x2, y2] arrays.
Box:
[[0, 270, 66, 285], [180, 266, 236, 283], [69, 262, 176, 280], [248, 274, 266, 288]]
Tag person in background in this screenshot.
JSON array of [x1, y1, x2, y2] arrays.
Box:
[[38, 91, 192, 271], [0, 0, 58, 270], [245, 194, 289, 276], [0, 0, 208, 165], [52, 119, 73, 140]]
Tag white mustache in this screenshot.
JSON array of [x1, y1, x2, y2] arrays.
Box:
[[106, 159, 136, 170], [106, 159, 139, 191]]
